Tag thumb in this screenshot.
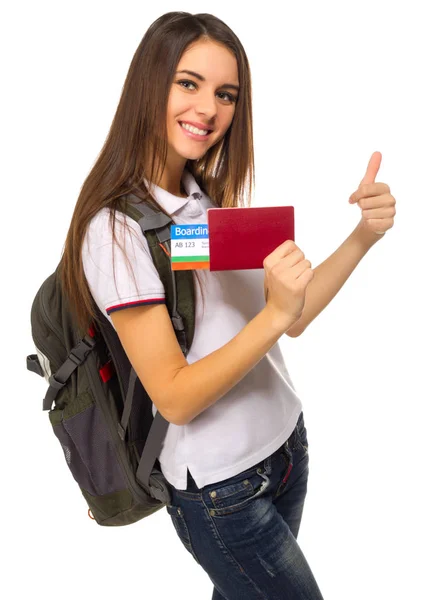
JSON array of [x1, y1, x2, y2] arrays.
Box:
[[359, 151, 382, 186]]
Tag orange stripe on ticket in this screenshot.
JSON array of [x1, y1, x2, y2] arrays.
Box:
[[172, 262, 210, 270]]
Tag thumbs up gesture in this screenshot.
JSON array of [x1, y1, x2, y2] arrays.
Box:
[[348, 152, 396, 237]]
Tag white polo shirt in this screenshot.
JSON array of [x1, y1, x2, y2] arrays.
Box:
[[82, 168, 302, 490]]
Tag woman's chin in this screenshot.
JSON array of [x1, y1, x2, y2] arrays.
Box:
[[174, 146, 209, 161]]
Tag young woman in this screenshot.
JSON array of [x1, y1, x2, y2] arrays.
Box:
[[59, 10, 396, 600]]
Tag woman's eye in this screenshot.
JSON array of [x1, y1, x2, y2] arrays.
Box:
[[177, 80, 236, 103], [218, 91, 236, 103], [178, 80, 196, 91]]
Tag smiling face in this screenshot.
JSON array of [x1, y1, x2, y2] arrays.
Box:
[[166, 39, 239, 166]]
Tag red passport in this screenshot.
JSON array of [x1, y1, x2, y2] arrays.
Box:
[[207, 206, 295, 271]]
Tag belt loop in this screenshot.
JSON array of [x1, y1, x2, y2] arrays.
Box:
[[264, 455, 272, 475]]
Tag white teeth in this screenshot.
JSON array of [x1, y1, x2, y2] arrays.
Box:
[[180, 122, 209, 136]]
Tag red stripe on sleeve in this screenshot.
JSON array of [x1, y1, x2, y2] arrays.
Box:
[[106, 298, 166, 315]]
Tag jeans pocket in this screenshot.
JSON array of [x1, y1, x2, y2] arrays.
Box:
[[165, 504, 200, 565], [166, 504, 200, 564], [208, 467, 271, 516]]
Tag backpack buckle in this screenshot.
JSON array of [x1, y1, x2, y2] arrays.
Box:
[[171, 314, 184, 331], [149, 469, 172, 504], [69, 336, 96, 365]]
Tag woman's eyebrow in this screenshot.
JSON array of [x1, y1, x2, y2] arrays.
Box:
[[175, 69, 240, 92]]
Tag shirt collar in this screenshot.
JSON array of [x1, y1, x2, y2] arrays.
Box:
[[143, 169, 204, 216]]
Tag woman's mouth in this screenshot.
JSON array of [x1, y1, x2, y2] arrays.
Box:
[[178, 121, 212, 141]]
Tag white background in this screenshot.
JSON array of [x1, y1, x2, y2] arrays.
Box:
[[2, 1, 424, 598]]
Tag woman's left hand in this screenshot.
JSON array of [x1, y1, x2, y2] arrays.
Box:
[[348, 151, 396, 237]]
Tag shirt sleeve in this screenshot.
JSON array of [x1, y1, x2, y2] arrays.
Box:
[[82, 208, 166, 318]]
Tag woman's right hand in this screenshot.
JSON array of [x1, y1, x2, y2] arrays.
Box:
[[263, 240, 314, 326]]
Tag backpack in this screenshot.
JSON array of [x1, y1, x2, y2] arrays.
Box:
[[26, 194, 196, 526]]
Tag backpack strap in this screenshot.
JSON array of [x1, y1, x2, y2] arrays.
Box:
[[114, 195, 194, 436], [113, 195, 196, 499], [118, 194, 195, 356], [117, 366, 137, 440]]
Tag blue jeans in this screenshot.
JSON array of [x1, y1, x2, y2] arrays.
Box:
[[165, 411, 324, 599]]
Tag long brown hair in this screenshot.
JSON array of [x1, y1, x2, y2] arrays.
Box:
[[58, 11, 255, 335]]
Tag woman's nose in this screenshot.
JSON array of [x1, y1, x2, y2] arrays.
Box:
[[193, 93, 218, 120]]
